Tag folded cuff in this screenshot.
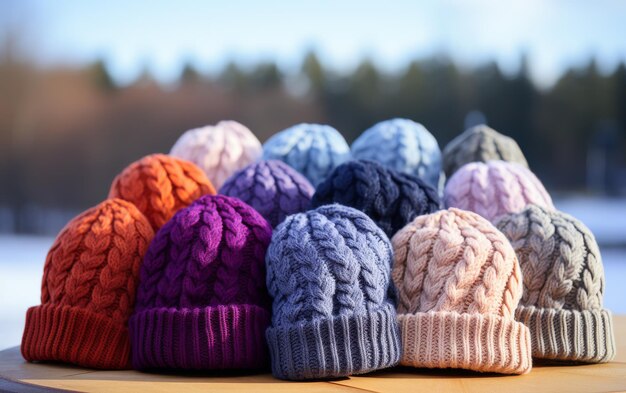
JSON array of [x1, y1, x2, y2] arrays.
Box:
[[21, 304, 130, 369], [266, 304, 400, 380], [398, 311, 532, 374], [129, 304, 270, 370], [516, 306, 615, 363]]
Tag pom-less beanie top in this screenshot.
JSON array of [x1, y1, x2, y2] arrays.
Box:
[[311, 160, 440, 238], [169, 120, 262, 189], [22, 199, 154, 369], [129, 195, 273, 370], [442, 124, 529, 178], [495, 205, 616, 363], [265, 204, 400, 380], [108, 154, 216, 231], [262, 123, 350, 187], [391, 208, 532, 374], [351, 118, 442, 189], [444, 160, 553, 222], [220, 160, 314, 228]]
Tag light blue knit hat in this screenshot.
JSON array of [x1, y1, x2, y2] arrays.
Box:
[[262, 123, 350, 187], [265, 204, 401, 380], [351, 118, 442, 189]]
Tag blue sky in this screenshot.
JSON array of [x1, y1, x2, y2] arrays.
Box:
[[2, 0, 626, 87]]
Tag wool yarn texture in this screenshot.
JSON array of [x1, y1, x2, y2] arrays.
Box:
[[22, 199, 154, 369], [495, 204, 616, 363], [262, 123, 350, 187], [109, 154, 215, 231], [442, 124, 529, 178], [129, 195, 273, 370], [311, 160, 440, 238], [391, 208, 532, 374], [444, 160, 554, 222], [169, 120, 262, 189], [220, 159, 314, 228], [265, 204, 401, 380], [351, 118, 442, 189]]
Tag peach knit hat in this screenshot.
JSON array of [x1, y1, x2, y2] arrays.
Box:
[[170, 120, 262, 189], [444, 160, 553, 222], [109, 154, 216, 230], [391, 208, 532, 374]]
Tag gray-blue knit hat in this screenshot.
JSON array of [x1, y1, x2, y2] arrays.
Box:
[[265, 204, 401, 380], [351, 118, 442, 189]]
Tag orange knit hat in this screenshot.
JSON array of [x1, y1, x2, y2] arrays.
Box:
[[21, 199, 154, 369], [391, 208, 532, 374], [108, 154, 216, 230]]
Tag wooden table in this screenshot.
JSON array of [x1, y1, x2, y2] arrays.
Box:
[[1, 316, 625, 393]]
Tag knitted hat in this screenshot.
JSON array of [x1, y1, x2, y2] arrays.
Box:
[[262, 123, 350, 187], [219, 160, 314, 228], [391, 208, 532, 374], [444, 160, 554, 222], [266, 204, 401, 380], [130, 195, 273, 370], [351, 118, 442, 189], [109, 154, 215, 230], [310, 160, 440, 238], [169, 120, 262, 189], [495, 205, 616, 363], [22, 199, 154, 369], [442, 124, 529, 177]]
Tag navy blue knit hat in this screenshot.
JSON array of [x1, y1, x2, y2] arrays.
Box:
[[219, 160, 314, 228], [265, 204, 401, 380], [262, 123, 350, 187], [311, 160, 441, 238], [351, 118, 442, 189]]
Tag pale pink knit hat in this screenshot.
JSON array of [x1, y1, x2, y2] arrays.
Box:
[[444, 160, 553, 222], [170, 120, 262, 189], [391, 208, 532, 374]]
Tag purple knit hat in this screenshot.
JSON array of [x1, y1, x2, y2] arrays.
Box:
[[219, 160, 314, 228], [129, 195, 273, 370]]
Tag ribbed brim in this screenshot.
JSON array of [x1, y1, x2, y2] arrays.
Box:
[[398, 311, 532, 374], [266, 305, 400, 380], [21, 304, 131, 369], [129, 304, 270, 370], [516, 306, 615, 363]]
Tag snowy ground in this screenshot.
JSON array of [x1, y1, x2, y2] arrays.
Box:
[[1, 197, 625, 350]]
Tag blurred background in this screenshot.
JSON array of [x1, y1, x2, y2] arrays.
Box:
[[1, 0, 625, 349]]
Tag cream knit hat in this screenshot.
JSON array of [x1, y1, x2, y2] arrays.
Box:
[[392, 208, 532, 374], [495, 204, 616, 363]]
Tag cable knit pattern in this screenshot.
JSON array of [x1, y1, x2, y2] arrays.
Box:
[[22, 199, 154, 369], [444, 160, 554, 222], [265, 204, 400, 380], [495, 204, 616, 363], [109, 154, 216, 230], [220, 159, 314, 228], [311, 160, 440, 238], [262, 123, 350, 187], [351, 118, 442, 189], [443, 124, 529, 177], [130, 195, 273, 370], [169, 120, 263, 189], [391, 208, 531, 374]]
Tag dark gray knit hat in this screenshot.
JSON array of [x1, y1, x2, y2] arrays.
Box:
[[442, 124, 528, 177], [265, 204, 400, 380], [495, 204, 616, 363]]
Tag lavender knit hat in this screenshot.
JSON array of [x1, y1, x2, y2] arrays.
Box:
[[311, 160, 440, 238], [351, 118, 442, 189], [444, 160, 554, 222], [262, 123, 350, 187], [220, 160, 314, 228], [129, 195, 273, 370], [266, 204, 400, 380]]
